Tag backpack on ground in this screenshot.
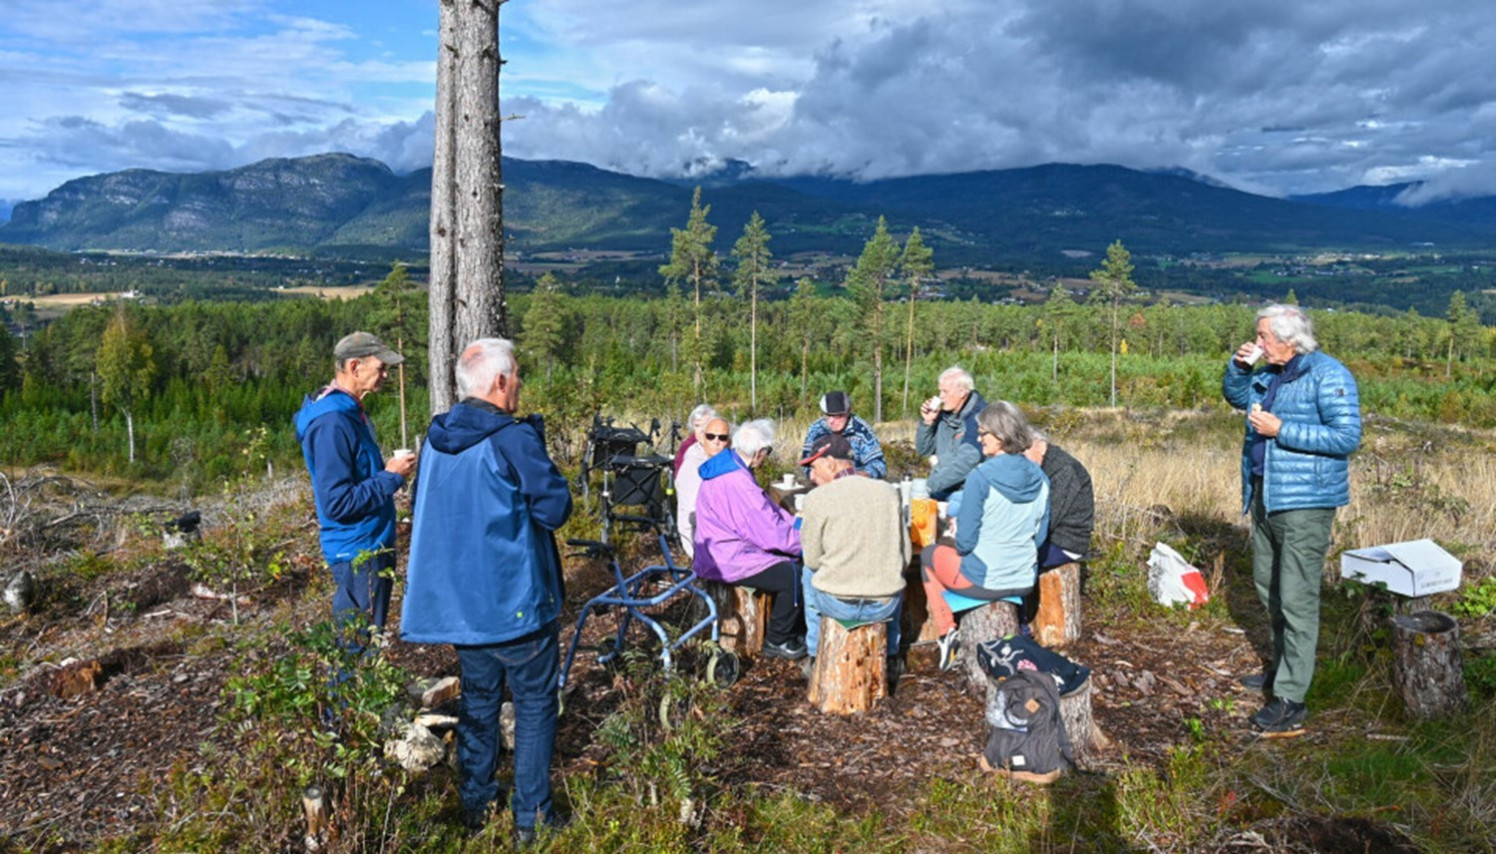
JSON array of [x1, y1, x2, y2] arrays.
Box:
[[981, 669, 1074, 784]]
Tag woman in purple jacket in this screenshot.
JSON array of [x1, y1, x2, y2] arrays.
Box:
[[693, 418, 807, 659]]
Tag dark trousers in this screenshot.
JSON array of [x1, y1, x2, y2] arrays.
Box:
[[455, 621, 561, 830], [737, 560, 804, 645], [330, 550, 394, 655]]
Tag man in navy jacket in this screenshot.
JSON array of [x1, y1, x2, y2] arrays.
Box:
[[293, 332, 414, 653], [402, 338, 573, 842]]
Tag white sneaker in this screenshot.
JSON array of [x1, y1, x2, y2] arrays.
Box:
[[937, 629, 961, 672]]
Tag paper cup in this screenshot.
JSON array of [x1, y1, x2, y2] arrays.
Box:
[[780, 474, 796, 487], [394, 448, 415, 460], [1244, 344, 1264, 365]]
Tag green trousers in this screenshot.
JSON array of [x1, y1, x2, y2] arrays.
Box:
[[1250, 481, 1336, 705]]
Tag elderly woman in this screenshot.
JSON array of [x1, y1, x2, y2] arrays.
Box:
[[693, 418, 807, 660], [920, 401, 1049, 672], [1224, 304, 1361, 735], [673, 405, 720, 558]]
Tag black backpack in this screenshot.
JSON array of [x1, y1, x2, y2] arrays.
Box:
[[982, 670, 1074, 779], [977, 634, 1092, 696]]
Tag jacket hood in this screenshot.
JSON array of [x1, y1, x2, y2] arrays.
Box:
[[699, 448, 745, 481], [983, 453, 1046, 502], [428, 400, 518, 455], [293, 387, 359, 442]]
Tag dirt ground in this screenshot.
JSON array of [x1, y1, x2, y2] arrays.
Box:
[[0, 533, 1418, 852]]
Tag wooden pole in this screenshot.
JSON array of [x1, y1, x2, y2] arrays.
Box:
[[302, 784, 326, 852]]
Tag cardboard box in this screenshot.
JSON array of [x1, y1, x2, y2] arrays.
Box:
[[1340, 539, 1462, 597]]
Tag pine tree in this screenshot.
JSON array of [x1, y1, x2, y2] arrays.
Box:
[[898, 227, 933, 417], [846, 217, 900, 423], [731, 212, 775, 414], [787, 277, 820, 406], [659, 187, 719, 398], [1044, 284, 1078, 382], [524, 272, 567, 382], [1089, 240, 1136, 408], [97, 307, 156, 464]]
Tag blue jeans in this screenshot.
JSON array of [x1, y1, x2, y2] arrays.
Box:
[[454, 622, 560, 830], [330, 550, 394, 656], [801, 567, 902, 657]]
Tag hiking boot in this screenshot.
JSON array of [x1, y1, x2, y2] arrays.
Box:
[[1251, 698, 1307, 734], [1240, 670, 1274, 691], [936, 629, 961, 672], [762, 637, 808, 660], [515, 813, 571, 849]]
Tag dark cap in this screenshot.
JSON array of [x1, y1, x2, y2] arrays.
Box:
[[819, 390, 850, 415], [798, 432, 853, 466], [334, 331, 403, 366]]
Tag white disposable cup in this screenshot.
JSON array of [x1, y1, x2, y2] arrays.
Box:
[[781, 473, 796, 487], [394, 448, 415, 460], [1244, 344, 1264, 365], [925, 396, 942, 411]]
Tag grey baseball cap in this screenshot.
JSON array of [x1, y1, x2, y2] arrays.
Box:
[[334, 331, 404, 365]]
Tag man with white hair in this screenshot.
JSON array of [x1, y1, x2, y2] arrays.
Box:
[[916, 366, 988, 499], [1224, 304, 1361, 736], [693, 418, 807, 659], [401, 338, 573, 842]]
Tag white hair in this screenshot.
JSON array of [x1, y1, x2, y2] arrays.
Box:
[[688, 403, 717, 431], [1257, 304, 1319, 354], [732, 418, 777, 458], [938, 366, 974, 392], [455, 338, 516, 399]]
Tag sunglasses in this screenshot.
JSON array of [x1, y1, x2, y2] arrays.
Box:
[[704, 432, 730, 441]]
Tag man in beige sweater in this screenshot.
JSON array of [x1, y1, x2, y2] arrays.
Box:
[[798, 433, 909, 667]]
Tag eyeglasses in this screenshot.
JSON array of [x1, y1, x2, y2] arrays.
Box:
[[704, 432, 729, 442], [977, 430, 993, 438]]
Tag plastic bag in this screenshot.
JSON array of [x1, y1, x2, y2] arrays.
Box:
[[1146, 542, 1210, 609]]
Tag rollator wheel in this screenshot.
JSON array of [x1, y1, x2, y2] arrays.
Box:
[[706, 651, 739, 687], [658, 693, 692, 730]]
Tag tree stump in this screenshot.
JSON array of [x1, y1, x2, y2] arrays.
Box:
[[903, 578, 941, 644], [960, 600, 1020, 698], [1033, 562, 1083, 648], [1390, 610, 1467, 720], [1058, 677, 1102, 767], [807, 618, 887, 714], [302, 784, 327, 852], [703, 581, 768, 657]]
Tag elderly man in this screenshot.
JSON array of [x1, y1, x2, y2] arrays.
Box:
[[798, 433, 907, 669], [674, 407, 721, 558], [1224, 304, 1361, 735], [401, 338, 573, 843], [293, 331, 415, 652], [800, 390, 886, 479], [694, 418, 806, 659], [1023, 432, 1095, 570], [916, 366, 988, 499]]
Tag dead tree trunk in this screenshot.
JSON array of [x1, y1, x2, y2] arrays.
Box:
[[1391, 610, 1467, 720], [808, 618, 886, 714], [429, 0, 509, 416], [302, 784, 326, 852], [704, 581, 767, 657]]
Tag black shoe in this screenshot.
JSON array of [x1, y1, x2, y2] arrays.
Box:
[[1251, 698, 1307, 733], [886, 654, 906, 688], [762, 637, 808, 660], [1240, 670, 1274, 691], [514, 813, 570, 849], [462, 804, 490, 833]]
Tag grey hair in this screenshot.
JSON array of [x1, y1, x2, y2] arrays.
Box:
[[938, 366, 975, 392], [455, 338, 516, 399], [1257, 304, 1319, 354], [977, 401, 1036, 455], [732, 418, 777, 458], [688, 403, 717, 432]]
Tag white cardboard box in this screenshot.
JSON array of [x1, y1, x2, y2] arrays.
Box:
[[1340, 539, 1462, 597]]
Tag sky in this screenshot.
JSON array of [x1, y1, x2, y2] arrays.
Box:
[[3, 0, 1496, 208]]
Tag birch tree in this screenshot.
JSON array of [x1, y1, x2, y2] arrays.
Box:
[[97, 307, 155, 464], [1089, 240, 1136, 408], [659, 187, 718, 398]]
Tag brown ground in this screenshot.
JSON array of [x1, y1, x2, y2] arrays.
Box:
[[0, 525, 1417, 852]]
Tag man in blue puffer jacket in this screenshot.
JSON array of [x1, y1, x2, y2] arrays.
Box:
[[294, 332, 415, 654], [1223, 304, 1361, 735], [402, 338, 573, 842]]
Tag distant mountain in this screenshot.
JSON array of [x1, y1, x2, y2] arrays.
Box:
[[1292, 183, 1496, 228], [4, 153, 1494, 261], [0, 199, 11, 224]]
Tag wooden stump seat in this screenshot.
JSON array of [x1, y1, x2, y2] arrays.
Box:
[[1391, 610, 1467, 719], [807, 617, 888, 714], [1032, 562, 1083, 648], [703, 581, 769, 657]]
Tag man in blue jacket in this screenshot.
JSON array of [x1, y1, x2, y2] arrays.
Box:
[[1223, 304, 1361, 735], [402, 338, 573, 844], [293, 332, 415, 654], [916, 366, 988, 499]]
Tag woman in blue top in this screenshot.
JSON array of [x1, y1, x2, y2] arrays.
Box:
[[920, 401, 1050, 672]]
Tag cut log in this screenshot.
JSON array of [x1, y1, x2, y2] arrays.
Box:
[[703, 581, 768, 657], [1033, 562, 1083, 648], [1390, 610, 1467, 720], [50, 658, 102, 699], [903, 577, 940, 644], [960, 600, 1020, 698], [807, 618, 887, 714]]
